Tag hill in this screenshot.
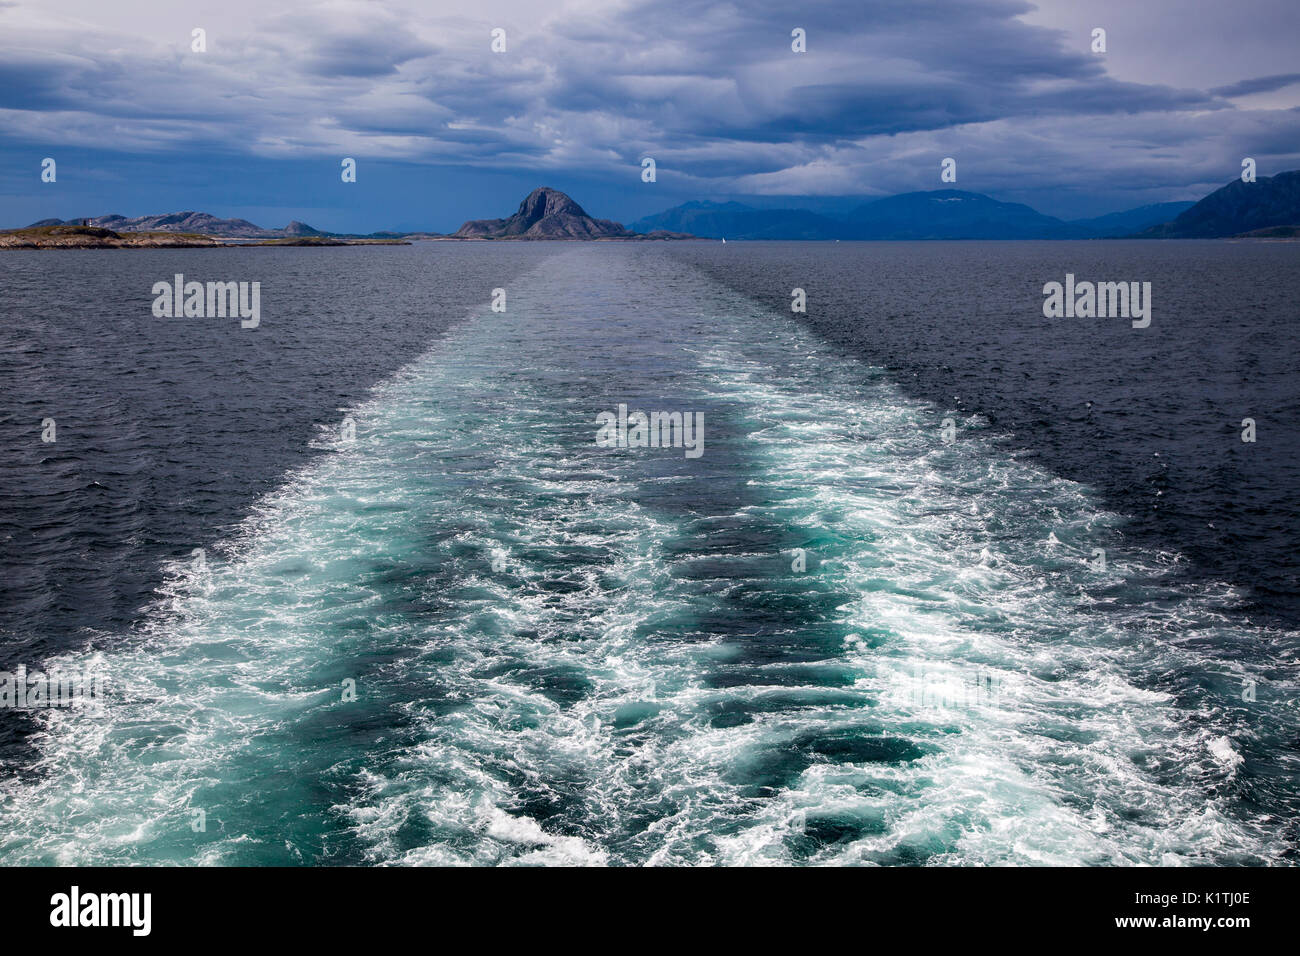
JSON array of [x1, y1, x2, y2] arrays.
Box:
[[629, 201, 851, 239], [1069, 201, 1196, 237], [29, 212, 323, 239], [847, 190, 1083, 239], [454, 188, 636, 239], [1135, 171, 1300, 238], [636, 190, 1096, 240]]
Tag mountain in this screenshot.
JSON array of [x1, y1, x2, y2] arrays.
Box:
[[454, 187, 638, 239], [1135, 171, 1300, 238], [89, 211, 278, 237], [282, 220, 324, 236], [21, 191, 690, 241], [633, 187, 1259, 241], [635, 190, 1096, 239], [27, 211, 323, 239], [1069, 201, 1196, 237], [36, 174, 1289, 243], [629, 201, 851, 239], [846, 189, 1084, 239]]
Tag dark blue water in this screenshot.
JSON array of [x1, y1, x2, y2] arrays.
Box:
[[0, 242, 1296, 865], [0, 243, 557, 764], [0, 243, 558, 654], [670, 240, 1300, 628]]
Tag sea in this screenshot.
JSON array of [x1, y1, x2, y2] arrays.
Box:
[[0, 240, 1296, 865]]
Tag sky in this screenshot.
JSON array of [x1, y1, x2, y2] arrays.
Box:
[[1, 0, 1298, 232]]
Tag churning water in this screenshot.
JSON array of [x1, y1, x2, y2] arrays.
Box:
[[0, 243, 1295, 864]]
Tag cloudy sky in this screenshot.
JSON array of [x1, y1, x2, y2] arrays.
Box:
[[2, 0, 1298, 232]]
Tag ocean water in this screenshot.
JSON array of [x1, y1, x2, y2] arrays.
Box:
[[0, 242, 1296, 865], [670, 240, 1300, 627]]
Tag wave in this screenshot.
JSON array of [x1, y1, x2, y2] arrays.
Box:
[[1, 246, 1293, 866]]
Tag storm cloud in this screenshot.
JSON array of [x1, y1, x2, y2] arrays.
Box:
[[1, 0, 1297, 227]]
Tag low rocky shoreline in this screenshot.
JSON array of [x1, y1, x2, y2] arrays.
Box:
[[0, 226, 411, 249]]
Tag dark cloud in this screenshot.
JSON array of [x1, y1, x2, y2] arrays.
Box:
[[0, 0, 1296, 222], [534, 0, 1224, 150], [1211, 73, 1300, 97], [0, 59, 81, 111], [300, 31, 435, 77]]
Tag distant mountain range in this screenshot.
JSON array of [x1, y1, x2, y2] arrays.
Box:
[[626, 201, 853, 240], [22, 172, 1300, 242], [630, 192, 1203, 240], [27, 188, 689, 242], [631, 173, 1300, 239], [1073, 202, 1197, 237], [850, 190, 1084, 239]]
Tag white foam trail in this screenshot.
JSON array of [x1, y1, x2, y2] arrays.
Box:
[[1, 247, 1291, 866], [677, 295, 1291, 865]]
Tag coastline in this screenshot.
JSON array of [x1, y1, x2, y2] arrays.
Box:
[[0, 226, 413, 249]]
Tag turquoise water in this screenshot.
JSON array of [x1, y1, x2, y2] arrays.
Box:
[[1, 245, 1292, 865]]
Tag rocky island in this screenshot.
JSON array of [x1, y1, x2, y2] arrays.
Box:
[[2, 189, 694, 248], [452, 187, 692, 240], [0, 225, 225, 248]]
